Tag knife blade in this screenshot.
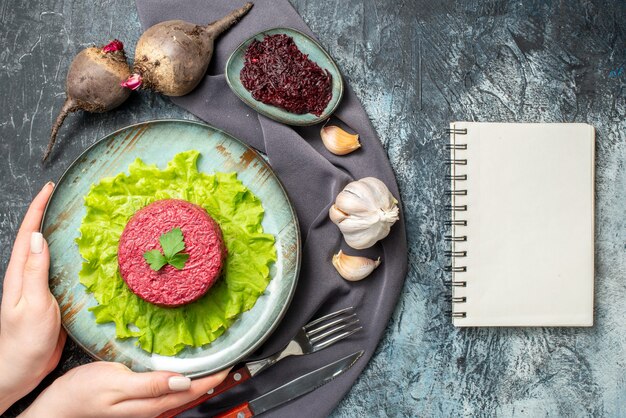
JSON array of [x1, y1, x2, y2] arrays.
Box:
[[214, 350, 364, 418]]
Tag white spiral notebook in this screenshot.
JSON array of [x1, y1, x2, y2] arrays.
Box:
[[447, 122, 595, 327]]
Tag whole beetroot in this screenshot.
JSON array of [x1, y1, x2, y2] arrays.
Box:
[[43, 40, 131, 163], [122, 2, 253, 96]]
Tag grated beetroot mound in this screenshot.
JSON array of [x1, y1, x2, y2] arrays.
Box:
[[240, 34, 332, 116], [118, 199, 226, 307]]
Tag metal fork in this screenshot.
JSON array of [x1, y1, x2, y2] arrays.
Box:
[[158, 307, 362, 418], [245, 306, 362, 375]]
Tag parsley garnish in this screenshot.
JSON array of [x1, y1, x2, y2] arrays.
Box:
[[143, 228, 190, 271]]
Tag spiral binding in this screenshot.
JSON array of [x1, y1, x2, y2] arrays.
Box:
[[446, 126, 468, 319], [445, 296, 467, 303], [445, 205, 467, 211], [445, 220, 467, 226], [445, 158, 467, 165]]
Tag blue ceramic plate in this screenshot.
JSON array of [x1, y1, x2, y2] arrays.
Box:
[[225, 27, 344, 126], [42, 120, 300, 377]]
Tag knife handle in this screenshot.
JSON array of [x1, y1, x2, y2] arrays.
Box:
[[156, 367, 252, 418], [214, 402, 254, 418]]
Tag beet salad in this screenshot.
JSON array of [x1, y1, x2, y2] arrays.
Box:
[[118, 199, 226, 307]]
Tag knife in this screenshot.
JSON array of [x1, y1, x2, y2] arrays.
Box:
[[214, 350, 364, 418], [156, 356, 299, 418]]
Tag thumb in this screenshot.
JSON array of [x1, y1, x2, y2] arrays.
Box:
[[123, 371, 192, 399], [21, 232, 51, 300]]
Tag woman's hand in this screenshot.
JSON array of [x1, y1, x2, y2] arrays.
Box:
[[0, 182, 66, 413], [20, 361, 229, 418]]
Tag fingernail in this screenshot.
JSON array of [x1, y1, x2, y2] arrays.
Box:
[[45, 181, 55, 189], [168, 376, 191, 391], [30, 232, 44, 254]]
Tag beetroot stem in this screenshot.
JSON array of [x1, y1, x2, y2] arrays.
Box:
[[43, 98, 77, 163], [206, 2, 254, 38]]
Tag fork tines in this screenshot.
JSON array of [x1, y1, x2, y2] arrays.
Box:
[[304, 306, 362, 352]]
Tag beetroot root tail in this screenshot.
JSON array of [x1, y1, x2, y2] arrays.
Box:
[[206, 2, 253, 38], [42, 98, 77, 164]]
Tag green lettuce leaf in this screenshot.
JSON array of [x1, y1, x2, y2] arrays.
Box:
[[76, 150, 276, 356]]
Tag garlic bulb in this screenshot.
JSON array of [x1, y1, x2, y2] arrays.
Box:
[[329, 177, 399, 249], [332, 250, 381, 281], [320, 125, 361, 155]]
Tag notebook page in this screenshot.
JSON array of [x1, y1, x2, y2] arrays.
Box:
[[450, 122, 595, 326]]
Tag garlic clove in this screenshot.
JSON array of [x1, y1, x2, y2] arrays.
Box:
[[329, 204, 349, 224], [342, 220, 390, 249], [321, 125, 361, 155], [332, 250, 381, 281], [334, 186, 372, 215], [341, 177, 396, 215], [359, 177, 398, 209]]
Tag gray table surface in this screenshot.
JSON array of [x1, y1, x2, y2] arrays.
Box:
[[1, 0, 625, 417]]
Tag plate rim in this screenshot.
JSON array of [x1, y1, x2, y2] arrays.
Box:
[[42, 118, 302, 377], [225, 26, 344, 126]]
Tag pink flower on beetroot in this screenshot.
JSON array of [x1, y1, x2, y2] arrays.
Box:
[[102, 39, 124, 53], [121, 73, 143, 90]]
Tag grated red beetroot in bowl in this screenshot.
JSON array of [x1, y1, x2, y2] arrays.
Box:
[[240, 34, 333, 116]]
